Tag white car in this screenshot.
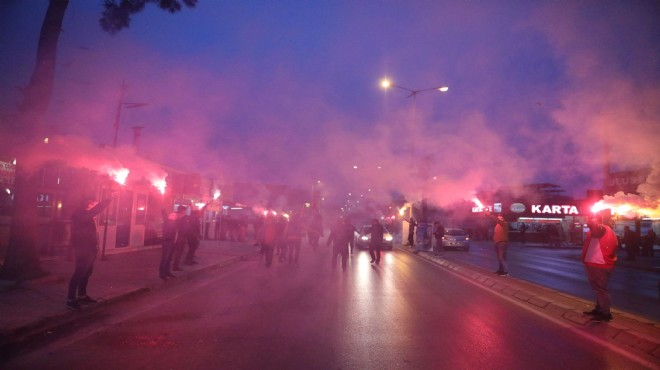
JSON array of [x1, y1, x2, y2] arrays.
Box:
[[441, 228, 470, 251]]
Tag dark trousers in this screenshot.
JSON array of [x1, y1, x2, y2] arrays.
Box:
[[67, 248, 97, 300], [288, 239, 301, 264], [369, 245, 381, 262], [585, 265, 613, 314], [160, 240, 175, 277], [494, 241, 508, 273], [185, 238, 199, 262], [308, 234, 320, 250], [172, 240, 186, 269], [262, 244, 274, 267], [332, 244, 349, 270]]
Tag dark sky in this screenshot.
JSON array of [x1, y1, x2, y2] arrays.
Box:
[[1, 0, 659, 210]]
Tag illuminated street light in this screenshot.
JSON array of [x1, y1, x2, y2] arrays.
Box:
[[380, 77, 449, 226], [380, 78, 448, 99]]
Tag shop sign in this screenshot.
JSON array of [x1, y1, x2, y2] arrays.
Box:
[[604, 169, 650, 195], [510, 203, 526, 213], [531, 204, 579, 215], [0, 160, 15, 185]]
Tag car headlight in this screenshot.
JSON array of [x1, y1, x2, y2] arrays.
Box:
[[360, 235, 369, 241], [384, 234, 393, 242]]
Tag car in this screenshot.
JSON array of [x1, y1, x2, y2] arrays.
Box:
[[441, 228, 470, 251], [354, 224, 395, 250]]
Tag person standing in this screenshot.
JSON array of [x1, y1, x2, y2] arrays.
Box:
[[307, 212, 323, 251], [519, 222, 528, 245], [622, 226, 638, 261], [406, 217, 417, 248], [642, 228, 656, 257], [327, 217, 355, 271], [160, 208, 184, 280], [184, 209, 202, 265], [285, 213, 304, 265], [433, 221, 445, 256], [171, 205, 189, 271], [184, 201, 210, 265], [582, 214, 619, 322], [66, 195, 113, 310], [490, 213, 509, 276], [259, 213, 279, 267], [369, 218, 384, 264]]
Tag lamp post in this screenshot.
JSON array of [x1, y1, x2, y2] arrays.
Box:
[[113, 80, 148, 148], [380, 78, 448, 122], [381, 78, 448, 248], [311, 180, 322, 209]]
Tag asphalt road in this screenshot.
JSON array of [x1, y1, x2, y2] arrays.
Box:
[[438, 241, 660, 322], [5, 246, 652, 369]]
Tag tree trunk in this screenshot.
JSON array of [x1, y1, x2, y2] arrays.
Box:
[[0, 0, 69, 281], [18, 0, 69, 123]]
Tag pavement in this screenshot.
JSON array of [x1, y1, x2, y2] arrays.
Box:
[[0, 239, 659, 367], [0, 239, 261, 362]]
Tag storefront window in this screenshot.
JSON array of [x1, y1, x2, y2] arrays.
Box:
[[135, 193, 147, 225], [98, 188, 117, 225]]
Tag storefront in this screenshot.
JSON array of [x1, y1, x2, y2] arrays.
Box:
[[472, 200, 588, 245], [0, 160, 186, 257]]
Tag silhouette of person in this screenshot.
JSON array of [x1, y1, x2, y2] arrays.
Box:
[[582, 214, 619, 322], [66, 195, 113, 310], [369, 218, 384, 264], [327, 217, 355, 271]]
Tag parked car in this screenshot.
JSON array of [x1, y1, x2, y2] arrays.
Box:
[[441, 228, 470, 251], [354, 224, 394, 250]]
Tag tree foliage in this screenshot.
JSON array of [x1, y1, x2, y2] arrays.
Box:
[[100, 0, 198, 35]]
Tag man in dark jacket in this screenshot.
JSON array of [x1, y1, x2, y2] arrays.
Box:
[[327, 217, 356, 271], [160, 206, 186, 279], [66, 195, 113, 310], [369, 218, 384, 264]]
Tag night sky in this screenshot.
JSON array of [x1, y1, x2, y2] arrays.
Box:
[[1, 1, 659, 209]]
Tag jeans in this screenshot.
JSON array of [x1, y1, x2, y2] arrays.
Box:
[[494, 241, 508, 273], [67, 247, 98, 300], [332, 244, 349, 270], [585, 265, 614, 314], [160, 240, 175, 277]]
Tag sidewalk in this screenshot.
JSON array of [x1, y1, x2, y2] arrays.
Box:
[[0, 239, 259, 357], [405, 246, 660, 365]]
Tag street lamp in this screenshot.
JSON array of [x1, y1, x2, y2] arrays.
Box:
[[380, 77, 449, 245], [380, 78, 449, 98]]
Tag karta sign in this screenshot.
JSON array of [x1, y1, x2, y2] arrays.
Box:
[[531, 204, 579, 215]]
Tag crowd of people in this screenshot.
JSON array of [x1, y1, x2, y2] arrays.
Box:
[[64, 192, 655, 325]]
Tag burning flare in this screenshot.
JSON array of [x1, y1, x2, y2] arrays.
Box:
[[591, 192, 660, 218], [106, 167, 129, 185], [152, 179, 167, 195]]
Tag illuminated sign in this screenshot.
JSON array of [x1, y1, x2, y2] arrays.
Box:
[[510, 203, 526, 213], [0, 160, 15, 185], [531, 204, 579, 215]]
